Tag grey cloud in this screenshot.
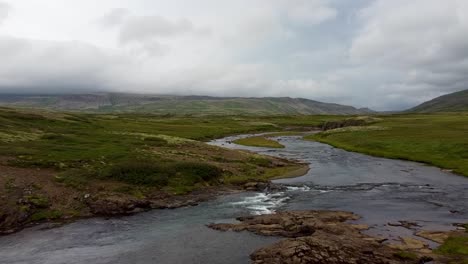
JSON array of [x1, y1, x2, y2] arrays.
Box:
[[285, 0, 337, 25], [98, 8, 129, 27], [0, 36, 122, 92], [0, 1, 10, 24], [119, 16, 195, 44], [348, 0, 468, 109], [1, 0, 466, 111]]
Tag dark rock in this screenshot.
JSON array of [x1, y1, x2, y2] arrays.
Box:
[[86, 196, 151, 215], [321, 119, 367, 131], [209, 211, 423, 264]]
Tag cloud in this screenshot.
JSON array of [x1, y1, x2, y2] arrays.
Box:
[[0, 1, 10, 24], [350, 0, 468, 100], [119, 16, 195, 44], [98, 10, 212, 56], [285, 0, 337, 25], [0, 36, 123, 92], [98, 8, 129, 28], [0, 0, 466, 111]]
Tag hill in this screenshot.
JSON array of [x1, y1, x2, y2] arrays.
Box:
[[409, 89, 468, 113], [0, 93, 373, 115]]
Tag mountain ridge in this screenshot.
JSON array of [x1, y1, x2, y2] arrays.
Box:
[[408, 89, 468, 113], [0, 93, 374, 115]]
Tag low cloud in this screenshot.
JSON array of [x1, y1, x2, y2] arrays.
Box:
[[119, 16, 196, 44], [0, 36, 122, 92], [285, 0, 337, 25], [0, 0, 466, 110], [98, 8, 129, 28], [0, 1, 10, 24], [350, 0, 468, 105]]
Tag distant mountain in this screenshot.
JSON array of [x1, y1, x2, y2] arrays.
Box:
[[409, 89, 468, 113], [0, 93, 374, 115]]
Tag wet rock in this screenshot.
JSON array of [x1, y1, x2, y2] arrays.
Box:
[[209, 210, 421, 264], [243, 182, 286, 192], [244, 182, 260, 191], [87, 196, 151, 215], [0, 208, 32, 235], [150, 199, 199, 209], [388, 221, 421, 229], [251, 232, 401, 264], [389, 237, 429, 251], [209, 211, 359, 238], [415, 230, 450, 244]]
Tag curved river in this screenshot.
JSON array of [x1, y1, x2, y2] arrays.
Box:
[[1, 135, 467, 264]]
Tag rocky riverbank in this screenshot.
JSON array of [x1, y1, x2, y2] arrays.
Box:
[[209, 210, 465, 264], [0, 150, 305, 236]]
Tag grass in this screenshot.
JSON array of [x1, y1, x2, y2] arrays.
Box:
[[222, 164, 308, 185], [306, 113, 468, 177], [262, 131, 305, 137], [0, 108, 331, 193], [436, 236, 468, 255], [0, 107, 326, 228], [30, 210, 63, 222], [234, 136, 285, 148], [435, 233, 468, 263]]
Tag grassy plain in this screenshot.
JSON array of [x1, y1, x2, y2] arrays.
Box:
[[306, 113, 468, 177], [0, 107, 334, 186], [0, 107, 330, 231], [233, 136, 285, 148]]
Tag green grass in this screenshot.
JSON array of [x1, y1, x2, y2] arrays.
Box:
[[0, 108, 330, 194], [101, 158, 222, 187], [435, 233, 468, 263], [30, 210, 64, 222], [234, 136, 285, 148], [306, 113, 468, 177], [222, 164, 308, 185], [436, 236, 468, 255]]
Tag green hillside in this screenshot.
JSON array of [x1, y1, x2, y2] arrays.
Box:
[[306, 113, 468, 177], [0, 93, 373, 115], [409, 89, 468, 113]]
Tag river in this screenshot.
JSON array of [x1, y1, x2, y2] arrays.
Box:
[[0, 135, 467, 264]]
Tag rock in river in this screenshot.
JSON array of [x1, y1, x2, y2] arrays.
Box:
[[209, 210, 434, 264]]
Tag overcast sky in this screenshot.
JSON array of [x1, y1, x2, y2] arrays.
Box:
[[0, 0, 467, 110]]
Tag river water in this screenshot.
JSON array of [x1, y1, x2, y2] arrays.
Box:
[[1, 135, 467, 264]]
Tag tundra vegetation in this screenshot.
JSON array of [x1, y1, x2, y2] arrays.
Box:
[[1, 106, 467, 261], [233, 136, 285, 148], [0, 107, 330, 232], [306, 113, 468, 177]]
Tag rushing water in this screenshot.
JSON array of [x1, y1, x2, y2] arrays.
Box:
[[1, 135, 467, 264]]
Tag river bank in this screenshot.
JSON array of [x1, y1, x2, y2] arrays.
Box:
[[211, 134, 468, 263], [305, 114, 468, 178], [1, 134, 467, 263], [210, 210, 467, 263], [0, 140, 309, 235]]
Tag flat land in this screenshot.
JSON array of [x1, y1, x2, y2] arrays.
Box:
[[234, 136, 285, 148], [306, 113, 468, 177], [2, 108, 468, 235], [0, 107, 330, 233]]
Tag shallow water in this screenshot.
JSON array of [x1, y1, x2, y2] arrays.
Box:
[[0, 135, 467, 264], [212, 135, 468, 244]]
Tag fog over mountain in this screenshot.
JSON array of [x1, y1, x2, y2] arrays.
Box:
[[0, 0, 467, 111]]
